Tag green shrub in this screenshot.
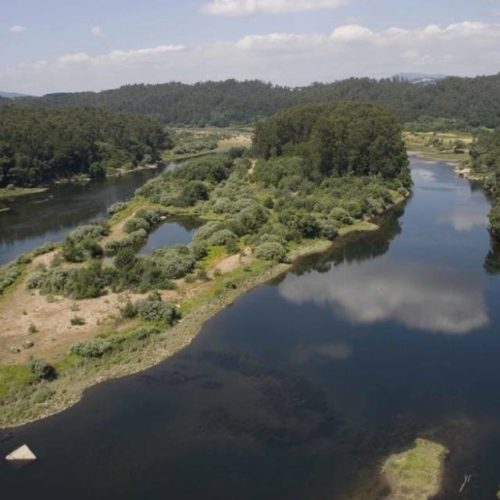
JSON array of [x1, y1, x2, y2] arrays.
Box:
[[70, 316, 86, 326], [124, 216, 150, 233], [189, 241, 208, 261], [120, 300, 138, 319], [320, 222, 338, 241], [0, 262, 23, 295], [30, 261, 112, 299], [71, 339, 113, 358], [179, 181, 209, 206], [208, 229, 238, 246], [62, 223, 108, 262], [330, 208, 354, 225], [29, 358, 56, 380], [254, 242, 287, 262], [150, 246, 196, 279], [107, 202, 127, 215], [135, 292, 180, 325]]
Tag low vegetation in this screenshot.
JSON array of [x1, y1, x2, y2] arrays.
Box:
[[382, 439, 448, 500]]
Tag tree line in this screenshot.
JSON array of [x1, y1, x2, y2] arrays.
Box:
[[0, 106, 170, 187], [9, 73, 500, 128]]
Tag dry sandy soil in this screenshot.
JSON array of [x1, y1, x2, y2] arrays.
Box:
[[0, 247, 251, 365]]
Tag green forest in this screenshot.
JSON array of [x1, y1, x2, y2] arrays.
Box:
[[0, 107, 170, 187], [10, 73, 500, 128], [253, 102, 409, 180]]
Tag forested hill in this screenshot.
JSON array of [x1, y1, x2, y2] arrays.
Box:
[[0, 107, 170, 188], [11, 73, 500, 128]]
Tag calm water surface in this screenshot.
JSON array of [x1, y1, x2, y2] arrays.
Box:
[[0, 165, 176, 265], [139, 217, 203, 254], [1, 158, 500, 499]]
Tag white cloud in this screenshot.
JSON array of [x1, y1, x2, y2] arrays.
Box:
[[280, 262, 489, 335], [237, 33, 325, 51], [91, 26, 104, 38], [2, 20, 500, 94], [9, 25, 25, 33], [54, 44, 185, 68], [203, 0, 349, 16], [331, 24, 374, 43], [57, 52, 91, 65]]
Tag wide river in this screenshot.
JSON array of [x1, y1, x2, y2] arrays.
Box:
[[1, 158, 500, 499]]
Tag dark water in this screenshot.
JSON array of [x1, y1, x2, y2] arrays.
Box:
[[0, 166, 175, 266], [2, 158, 500, 499], [139, 217, 203, 254]]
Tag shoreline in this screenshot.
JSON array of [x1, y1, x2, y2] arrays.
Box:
[[0, 186, 48, 201], [0, 215, 399, 429]]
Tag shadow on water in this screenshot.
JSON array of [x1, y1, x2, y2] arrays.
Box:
[[1, 159, 500, 499]]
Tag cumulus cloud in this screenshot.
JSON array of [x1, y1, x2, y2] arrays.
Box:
[[280, 261, 489, 335], [203, 0, 349, 16], [91, 26, 104, 38], [331, 24, 374, 43], [9, 25, 25, 33], [54, 44, 185, 67], [2, 20, 500, 94]]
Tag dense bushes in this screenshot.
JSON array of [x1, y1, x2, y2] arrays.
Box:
[[27, 261, 112, 299], [107, 201, 127, 215], [0, 263, 23, 295], [62, 223, 108, 262], [123, 207, 168, 234], [71, 339, 112, 358], [254, 242, 287, 262], [149, 246, 197, 279], [121, 292, 179, 326]]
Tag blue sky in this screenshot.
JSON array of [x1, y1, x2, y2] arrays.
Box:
[[1, 0, 499, 94]]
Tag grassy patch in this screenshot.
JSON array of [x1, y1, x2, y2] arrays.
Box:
[[0, 365, 36, 398], [0, 186, 48, 201], [382, 438, 448, 500], [200, 245, 228, 270], [404, 131, 472, 164]]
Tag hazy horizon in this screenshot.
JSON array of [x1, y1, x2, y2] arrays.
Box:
[[2, 0, 500, 95]]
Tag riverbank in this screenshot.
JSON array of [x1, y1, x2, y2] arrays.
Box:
[[0, 207, 403, 428], [0, 186, 48, 201]]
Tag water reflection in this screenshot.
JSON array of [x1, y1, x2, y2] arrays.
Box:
[[437, 209, 487, 232], [280, 261, 489, 335]]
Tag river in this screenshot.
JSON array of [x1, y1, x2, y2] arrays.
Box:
[[1, 158, 500, 499], [0, 165, 177, 266]]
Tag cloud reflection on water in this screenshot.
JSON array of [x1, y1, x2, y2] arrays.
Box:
[[437, 210, 488, 232], [280, 261, 489, 335]]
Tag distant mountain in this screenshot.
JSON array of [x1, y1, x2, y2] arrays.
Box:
[[0, 91, 30, 98], [393, 73, 447, 85]]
